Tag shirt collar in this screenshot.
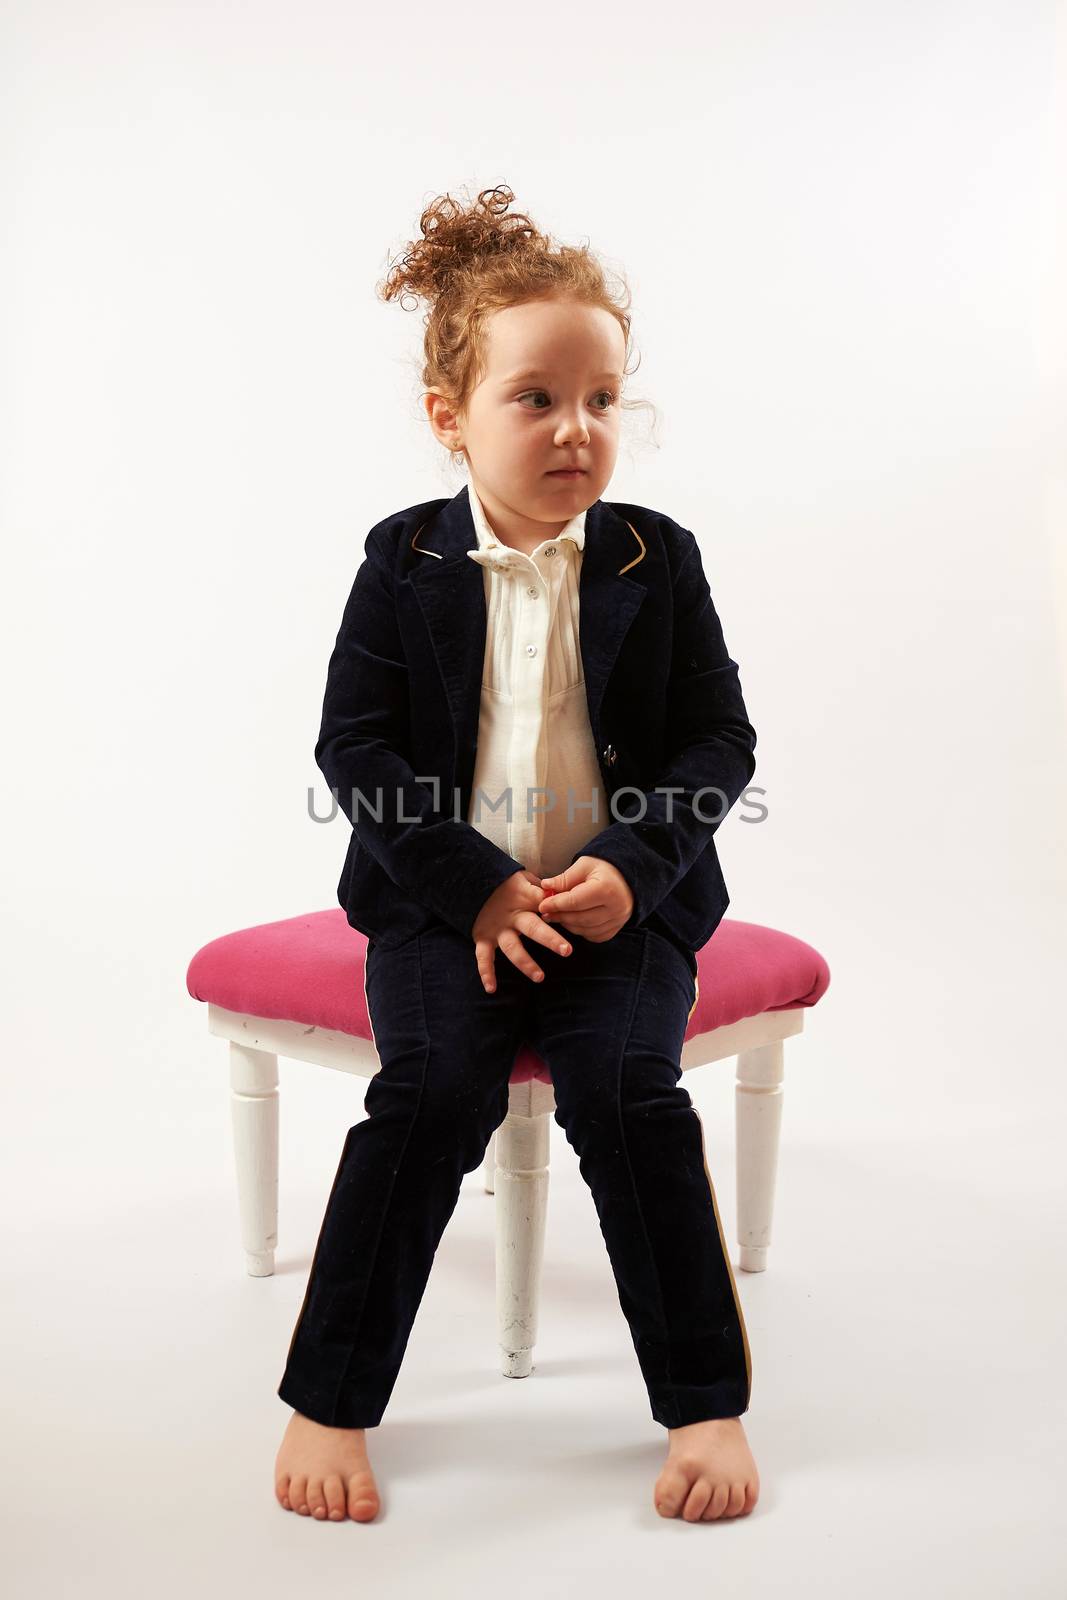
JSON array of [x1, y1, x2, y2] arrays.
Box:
[[465, 478, 586, 567]]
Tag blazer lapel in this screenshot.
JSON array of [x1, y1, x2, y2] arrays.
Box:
[[407, 485, 649, 800]]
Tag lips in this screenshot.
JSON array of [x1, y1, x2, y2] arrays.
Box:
[[547, 468, 586, 476]]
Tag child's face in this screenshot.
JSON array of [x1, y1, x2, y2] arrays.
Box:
[[427, 298, 625, 528]]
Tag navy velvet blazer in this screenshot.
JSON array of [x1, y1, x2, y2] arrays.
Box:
[[315, 484, 757, 954]]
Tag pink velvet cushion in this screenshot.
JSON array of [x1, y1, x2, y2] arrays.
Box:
[[187, 910, 830, 1084]]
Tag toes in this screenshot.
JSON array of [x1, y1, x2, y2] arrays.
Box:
[[347, 1469, 380, 1521], [323, 1475, 347, 1521], [681, 1479, 713, 1522], [700, 1482, 732, 1521], [654, 1467, 691, 1517], [275, 1473, 291, 1512], [289, 1472, 310, 1515], [725, 1481, 747, 1517], [306, 1478, 328, 1520]]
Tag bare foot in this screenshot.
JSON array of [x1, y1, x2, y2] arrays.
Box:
[[275, 1409, 381, 1522], [653, 1417, 760, 1521]]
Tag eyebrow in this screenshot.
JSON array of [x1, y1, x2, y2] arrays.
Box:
[[499, 368, 624, 386]]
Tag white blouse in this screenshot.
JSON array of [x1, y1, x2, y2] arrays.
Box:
[[464, 479, 608, 879]]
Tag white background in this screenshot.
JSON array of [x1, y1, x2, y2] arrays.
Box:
[[3, 2, 1065, 1594]]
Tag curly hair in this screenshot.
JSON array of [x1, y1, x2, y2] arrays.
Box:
[[376, 183, 656, 468]]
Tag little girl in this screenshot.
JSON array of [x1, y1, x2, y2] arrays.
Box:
[[274, 184, 760, 1525]]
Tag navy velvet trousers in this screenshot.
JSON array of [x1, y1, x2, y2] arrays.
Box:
[[277, 920, 752, 1430]]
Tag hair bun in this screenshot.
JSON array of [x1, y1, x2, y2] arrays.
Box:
[[379, 184, 546, 310]]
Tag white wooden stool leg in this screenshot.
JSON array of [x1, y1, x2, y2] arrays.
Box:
[[735, 1040, 784, 1273], [494, 1109, 550, 1377], [483, 1127, 497, 1193], [229, 1041, 279, 1277]]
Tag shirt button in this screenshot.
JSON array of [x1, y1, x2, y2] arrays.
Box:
[[544, 546, 557, 556], [526, 586, 538, 598], [526, 644, 538, 657]]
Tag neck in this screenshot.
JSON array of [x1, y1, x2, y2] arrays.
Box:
[[469, 476, 573, 548]]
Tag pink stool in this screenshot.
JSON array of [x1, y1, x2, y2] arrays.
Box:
[[187, 910, 830, 1379]]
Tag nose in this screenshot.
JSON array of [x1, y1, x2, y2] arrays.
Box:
[[555, 414, 591, 446]]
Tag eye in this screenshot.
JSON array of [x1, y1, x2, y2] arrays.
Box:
[[516, 389, 618, 410]]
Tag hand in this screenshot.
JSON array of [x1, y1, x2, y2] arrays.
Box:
[[537, 856, 635, 943], [472, 868, 573, 994]]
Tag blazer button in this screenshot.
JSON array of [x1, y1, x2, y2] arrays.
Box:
[[602, 743, 617, 767]]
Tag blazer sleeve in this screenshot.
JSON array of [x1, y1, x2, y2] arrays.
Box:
[[572, 531, 757, 928], [315, 523, 527, 937]]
